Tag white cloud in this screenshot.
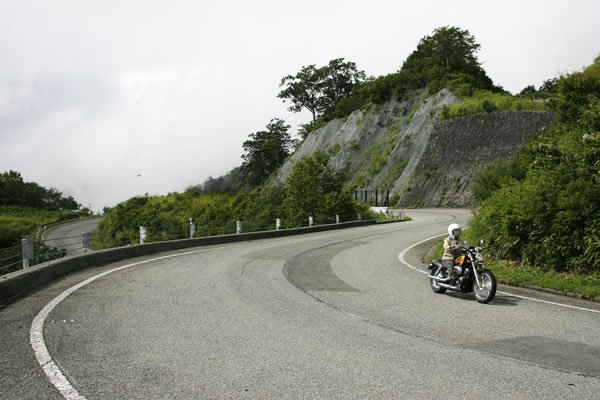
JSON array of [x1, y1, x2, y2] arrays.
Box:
[[1, 0, 599, 211]]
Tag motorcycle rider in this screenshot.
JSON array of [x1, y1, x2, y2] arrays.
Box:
[[443, 223, 466, 282]]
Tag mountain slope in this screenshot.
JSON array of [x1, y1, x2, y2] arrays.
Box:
[[276, 89, 553, 208]]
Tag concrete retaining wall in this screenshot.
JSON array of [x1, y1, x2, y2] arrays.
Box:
[[0, 220, 376, 305], [397, 111, 555, 207]]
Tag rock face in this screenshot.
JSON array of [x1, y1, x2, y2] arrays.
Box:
[[275, 89, 554, 208]]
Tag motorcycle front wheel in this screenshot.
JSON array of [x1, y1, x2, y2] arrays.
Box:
[[473, 270, 497, 303]]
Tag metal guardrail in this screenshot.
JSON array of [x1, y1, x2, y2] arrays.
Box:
[[1, 212, 385, 276]]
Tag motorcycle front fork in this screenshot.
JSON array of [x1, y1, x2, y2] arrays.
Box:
[[472, 269, 482, 289]]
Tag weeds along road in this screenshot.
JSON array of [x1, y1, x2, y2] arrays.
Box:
[[2, 209, 600, 399]]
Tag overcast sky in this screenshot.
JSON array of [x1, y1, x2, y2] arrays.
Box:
[[1, 0, 598, 211]]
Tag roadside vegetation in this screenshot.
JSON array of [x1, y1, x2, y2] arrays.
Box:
[[94, 151, 372, 249], [425, 57, 600, 298], [0, 172, 88, 275], [469, 57, 600, 274], [0, 206, 84, 246], [428, 239, 600, 301], [488, 261, 600, 301]]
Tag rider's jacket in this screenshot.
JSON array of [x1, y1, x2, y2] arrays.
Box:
[[443, 236, 466, 260]]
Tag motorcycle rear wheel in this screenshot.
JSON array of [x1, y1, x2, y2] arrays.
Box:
[[430, 268, 447, 294], [473, 271, 497, 303]]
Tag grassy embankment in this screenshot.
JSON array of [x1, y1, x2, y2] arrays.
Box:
[[0, 206, 82, 275], [438, 89, 549, 119]]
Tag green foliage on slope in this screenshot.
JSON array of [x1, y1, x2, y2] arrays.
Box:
[[469, 56, 600, 273], [0, 206, 84, 246], [94, 153, 370, 248]]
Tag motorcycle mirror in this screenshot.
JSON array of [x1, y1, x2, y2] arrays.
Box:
[[479, 239, 484, 245]]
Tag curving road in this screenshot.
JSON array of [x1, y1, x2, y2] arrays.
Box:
[[43, 217, 103, 256], [2, 209, 600, 399]]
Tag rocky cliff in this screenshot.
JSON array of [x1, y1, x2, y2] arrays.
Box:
[[276, 90, 554, 208]]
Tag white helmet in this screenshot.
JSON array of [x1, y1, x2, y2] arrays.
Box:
[[448, 223, 461, 237]]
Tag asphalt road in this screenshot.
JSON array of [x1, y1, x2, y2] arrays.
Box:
[[42, 218, 103, 256], [2, 209, 600, 399]]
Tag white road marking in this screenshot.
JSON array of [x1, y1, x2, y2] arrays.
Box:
[[398, 233, 444, 275], [398, 234, 600, 315], [494, 290, 600, 314], [30, 247, 226, 400]]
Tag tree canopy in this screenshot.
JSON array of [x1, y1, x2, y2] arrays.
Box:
[[278, 58, 366, 124], [0, 170, 80, 210], [399, 26, 497, 93], [276, 26, 501, 133], [239, 118, 296, 188]]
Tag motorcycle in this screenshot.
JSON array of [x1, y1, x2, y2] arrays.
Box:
[[428, 240, 497, 303]]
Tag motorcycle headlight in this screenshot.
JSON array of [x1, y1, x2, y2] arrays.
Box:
[[476, 253, 484, 262]]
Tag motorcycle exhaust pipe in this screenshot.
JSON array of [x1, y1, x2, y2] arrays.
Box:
[[429, 275, 450, 283], [437, 282, 460, 290]]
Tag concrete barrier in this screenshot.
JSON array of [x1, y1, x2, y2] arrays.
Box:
[[0, 220, 377, 305]]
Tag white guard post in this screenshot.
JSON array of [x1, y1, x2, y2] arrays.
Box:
[[22, 239, 33, 269], [189, 218, 196, 238], [82, 232, 91, 252], [139, 226, 147, 244]]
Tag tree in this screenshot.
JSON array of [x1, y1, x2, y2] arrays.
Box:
[[283, 151, 357, 226], [278, 65, 325, 124], [239, 119, 296, 188], [0, 170, 80, 210], [554, 70, 600, 126], [320, 58, 366, 108], [519, 85, 537, 96], [400, 26, 496, 92], [539, 78, 558, 94], [0, 170, 26, 205], [278, 58, 366, 123]]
